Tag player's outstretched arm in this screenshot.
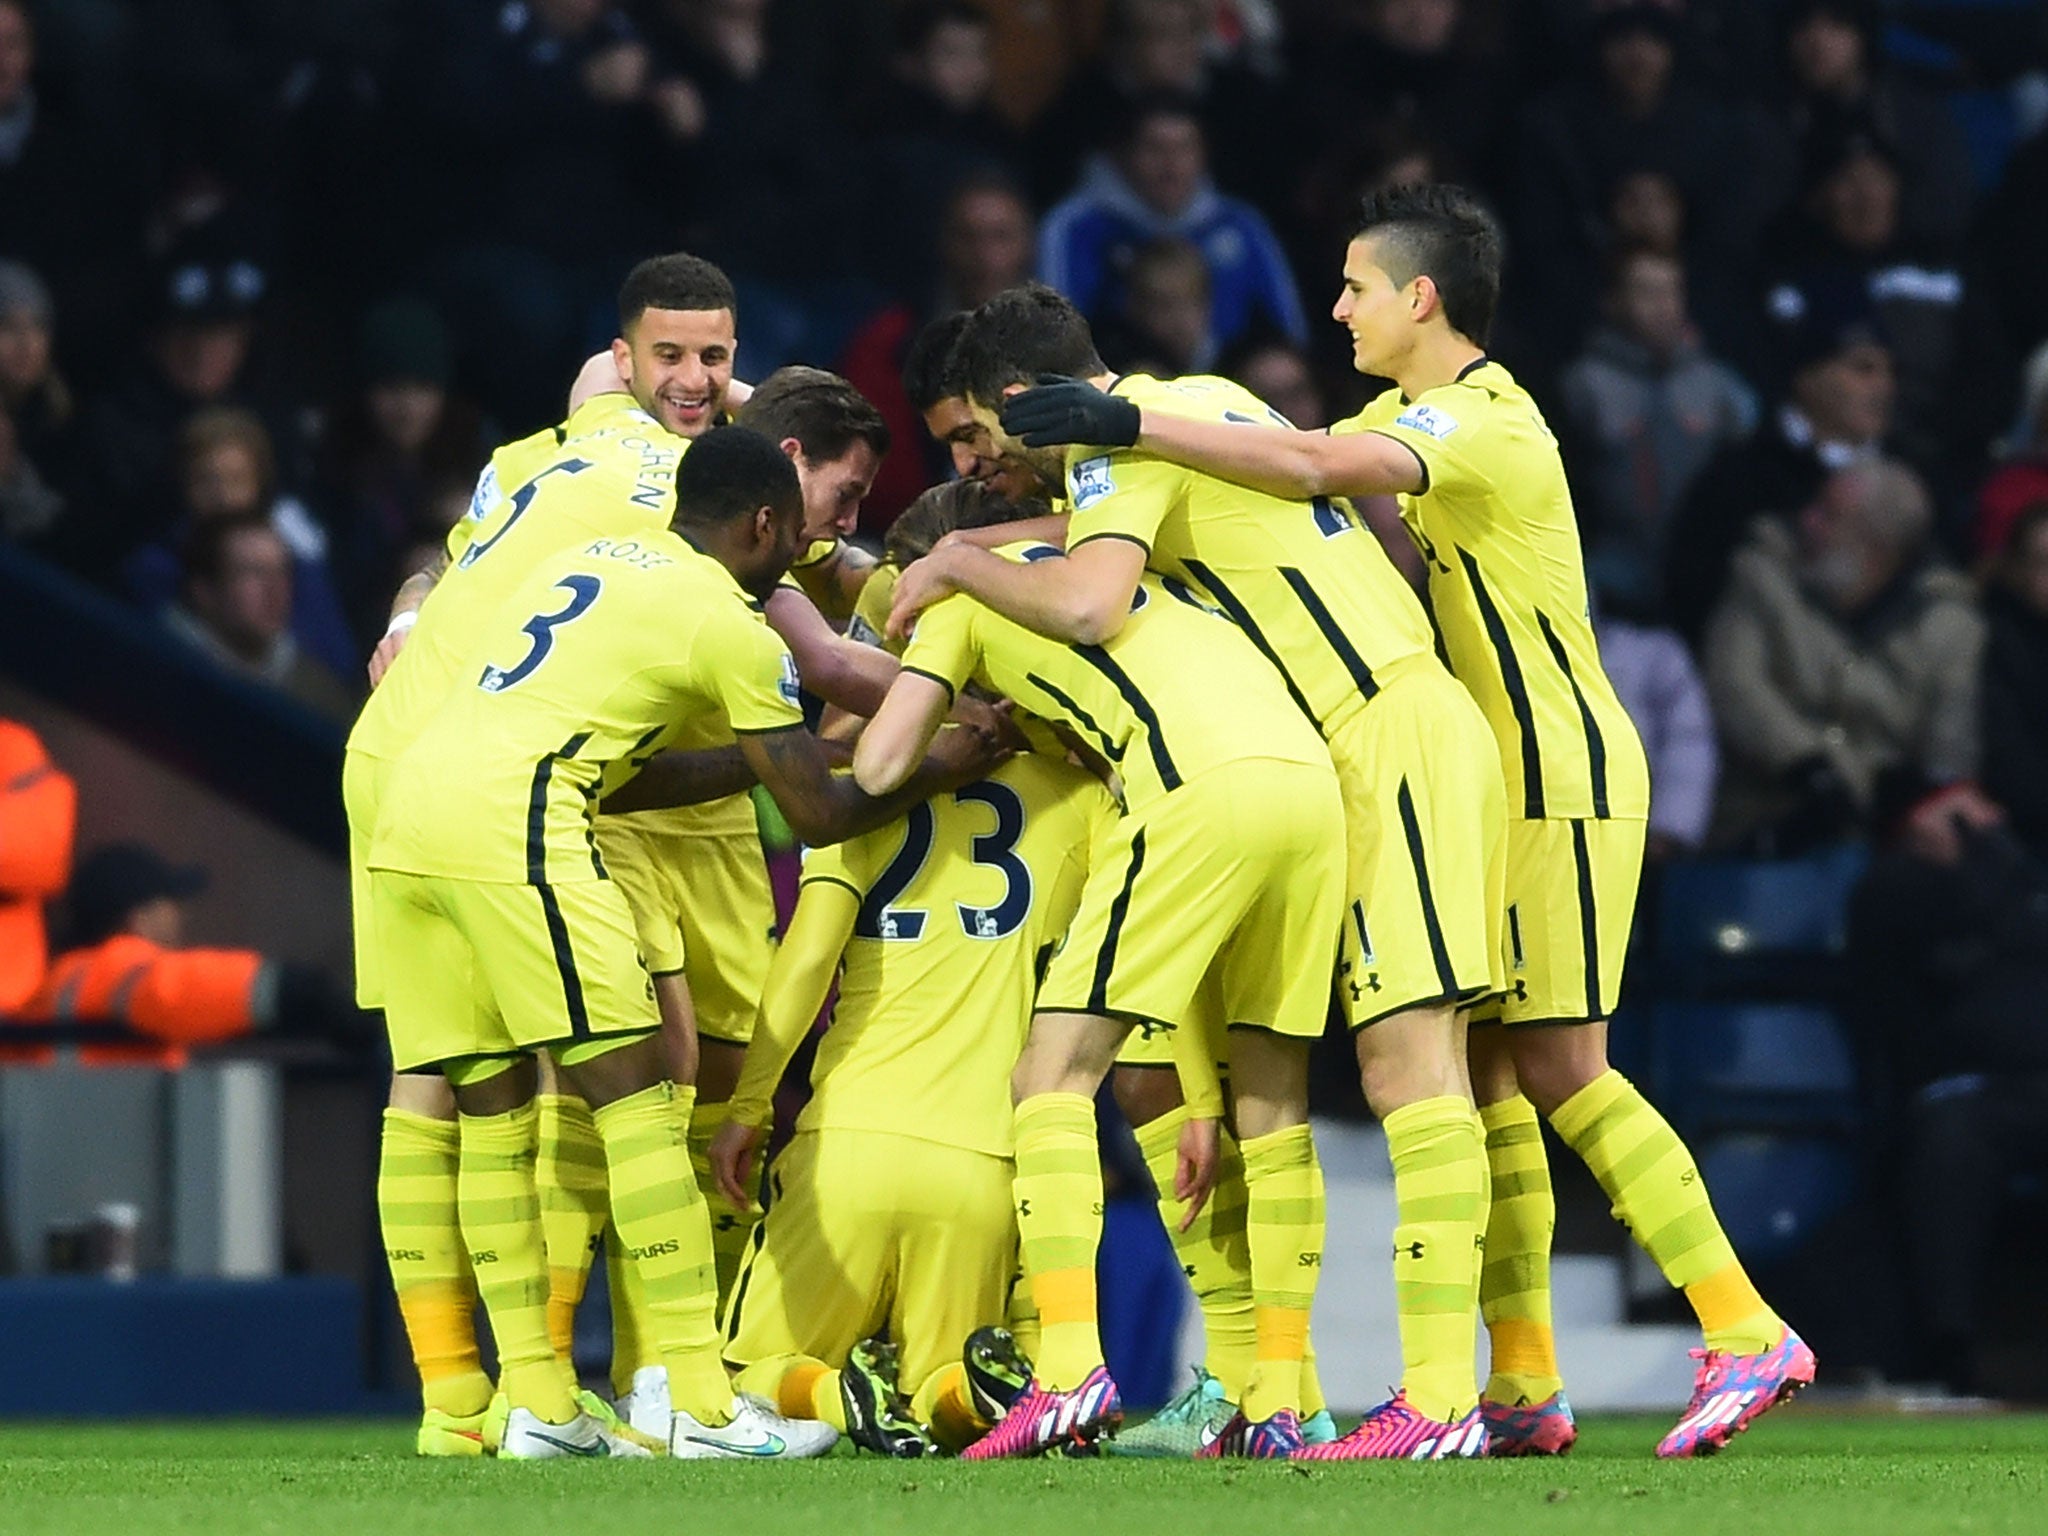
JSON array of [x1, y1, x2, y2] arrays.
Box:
[[850, 670, 951, 796], [742, 720, 997, 847], [765, 584, 899, 717], [887, 533, 1145, 647], [710, 880, 858, 1208], [1001, 378, 1426, 502], [600, 745, 755, 814]]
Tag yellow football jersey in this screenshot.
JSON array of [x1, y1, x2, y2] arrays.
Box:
[[369, 529, 801, 884], [764, 754, 1112, 1159], [1065, 373, 1439, 736], [849, 561, 897, 652], [1336, 359, 1649, 820], [901, 542, 1329, 817]]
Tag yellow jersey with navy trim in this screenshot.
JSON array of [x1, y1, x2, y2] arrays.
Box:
[[1063, 373, 1439, 735], [369, 529, 801, 885], [793, 754, 1112, 1158], [349, 392, 683, 763], [1336, 359, 1649, 821], [901, 542, 1329, 817]]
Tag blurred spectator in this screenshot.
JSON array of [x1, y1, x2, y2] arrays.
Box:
[[1973, 338, 2048, 566], [0, 718, 74, 1013], [1595, 598, 1719, 860], [1040, 94, 1307, 355], [15, 842, 369, 1067], [1770, 0, 1974, 256], [1980, 503, 2048, 858], [1559, 247, 1756, 609], [1096, 238, 1217, 376], [162, 513, 355, 725], [1766, 129, 1962, 472], [838, 175, 1036, 529], [127, 409, 355, 678], [1515, 2, 1769, 365], [0, 259, 78, 492], [1665, 285, 1894, 641], [1221, 332, 1326, 429], [0, 402, 59, 545], [317, 298, 492, 643], [1703, 459, 1983, 854], [76, 227, 292, 572]]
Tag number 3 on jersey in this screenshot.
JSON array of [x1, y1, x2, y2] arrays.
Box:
[[478, 574, 602, 692], [854, 781, 1034, 942]]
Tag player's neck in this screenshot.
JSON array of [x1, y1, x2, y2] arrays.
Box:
[[1087, 370, 1118, 391], [1390, 333, 1486, 400]]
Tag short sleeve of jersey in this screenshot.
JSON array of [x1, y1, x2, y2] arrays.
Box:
[[791, 538, 839, 570], [898, 593, 977, 702], [706, 608, 806, 734], [443, 461, 501, 563], [797, 839, 869, 899], [1064, 447, 1180, 553], [1337, 398, 1477, 497], [850, 564, 897, 653]]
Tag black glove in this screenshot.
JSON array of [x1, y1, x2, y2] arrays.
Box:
[[999, 374, 1140, 449]]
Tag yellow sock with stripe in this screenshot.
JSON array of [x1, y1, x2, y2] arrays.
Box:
[[1012, 1092, 1104, 1391], [1004, 1261, 1041, 1364], [535, 1092, 608, 1361], [604, 1226, 657, 1398], [457, 1100, 576, 1423], [1550, 1070, 1783, 1356], [378, 1109, 491, 1418], [590, 1082, 733, 1425], [1133, 1107, 1258, 1399], [1301, 1343, 1327, 1421], [1239, 1122, 1323, 1422], [686, 1098, 762, 1307], [914, 1362, 987, 1451], [1384, 1095, 1485, 1424], [1478, 1095, 1564, 1405]]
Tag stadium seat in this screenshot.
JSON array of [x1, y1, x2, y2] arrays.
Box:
[[1692, 1135, 1859, 1268], [1651, 1002, 1859, 1137], [1652, 846, 1867, 998]]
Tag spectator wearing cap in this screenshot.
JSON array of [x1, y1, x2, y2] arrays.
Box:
[[1040, 94, 1307, 357], [125, 409, 357, 679], [14, 843, 366, 1068], [1704, 458, 1984, 854], [162, 513, 355, 726], [317, 298, 493, 645], [1766, 127, 1963, 474], [77, 227, 289, 574], [1560, 246, 1758, 611], [0, 717, 74, 1014], [1665, 283, 1895, 642], [1770, 0, 1975, 257]]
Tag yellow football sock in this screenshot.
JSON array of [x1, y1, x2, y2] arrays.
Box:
[[687, 1098, 762, 1307], [591, 1082, 733, 1425], [915, 1362, 986, 1452], [1551, 1070, 1783, 1356], [1478, 1095, 1563, 1405], [1384, 1095, 1484, 1424], [378, 1109, 491, 1418], [735, 1356, 845, 1430], [1239, 1123, 1323, 1422], [536, 1092, 608, 1361], [457, 1100, 576, 1423], [1134, 1107, 1258, 1399], [604, 1226, 657, 1398], [1004, 1260, 1041, 1363], [1301, 1342, 1327, 1421], [1012, 1092, 1104, 1391]]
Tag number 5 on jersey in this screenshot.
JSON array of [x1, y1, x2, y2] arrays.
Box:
[[479, 574, 603, 692]]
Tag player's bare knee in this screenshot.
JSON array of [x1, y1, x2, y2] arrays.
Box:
[[556, 1031, 668, 1110], [388, 1070, 459, 1119], [1111, 1064, 1183, 1129], [1466, 1024, 1524, 1106], [447, 1054, 538, 1118], [1353, 1002, 1463, 1116], [1509, 1022, 1611, 1118]]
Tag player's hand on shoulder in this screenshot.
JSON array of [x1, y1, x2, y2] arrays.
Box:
[[924, 719, 1009, 788], [1000, 374, 1139, 450], [886, 551, 952, 641]]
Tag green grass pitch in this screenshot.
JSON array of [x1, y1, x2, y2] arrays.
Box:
[[2, 1414, 2044, 1536]]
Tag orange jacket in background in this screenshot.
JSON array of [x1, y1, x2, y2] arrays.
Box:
[[14, 934, 264, 1067], [0, 720, 77, 1012]]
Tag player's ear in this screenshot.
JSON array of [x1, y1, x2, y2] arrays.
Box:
[[610, 335, 634, 383]]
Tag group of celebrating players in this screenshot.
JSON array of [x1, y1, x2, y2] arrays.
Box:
[[346, 183, 1815, 1464]]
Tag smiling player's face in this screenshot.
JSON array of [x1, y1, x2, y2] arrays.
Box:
[[620, 307, 735, 437], [1331, 237, 1412, 378], [924, 397, 1046, 500], [969, 392, 1067, 492]]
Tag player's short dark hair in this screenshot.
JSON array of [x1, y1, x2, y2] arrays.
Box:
[[738, 366, 891, 463], [903, 312, 972, 413], [953, 283, 1108, 409], [671, 425, 801, 529], [885, 479, 1047, 568], [1353, 183, 1504, 348], [617, 253, 737, 334], [180, 512, 281, 588]]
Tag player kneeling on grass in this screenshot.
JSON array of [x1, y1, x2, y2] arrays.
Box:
[[366, 427, 1000, 1459], [854, 537, 1343, 1460]]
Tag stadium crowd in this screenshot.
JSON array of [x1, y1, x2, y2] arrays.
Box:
[[3, 0, 2048, 1444]]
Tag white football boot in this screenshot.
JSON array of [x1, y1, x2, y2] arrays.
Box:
[[668, 1392, 840, 1460], [499, 1405, 657, 1460]]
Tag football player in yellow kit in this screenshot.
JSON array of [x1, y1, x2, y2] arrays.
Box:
[[997, 184, 1812, 1460]]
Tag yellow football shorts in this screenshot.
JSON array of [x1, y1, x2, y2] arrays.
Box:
[[343, 748, 389, 1010], [370, 869, 658, 1072], [722, 1128, 1017, 1397], [595, 809, 776, 1045], [1328, 664, 1507, 1028], [1039, 757, 1344, 1043], [1472, 816, 1646, 1028]]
